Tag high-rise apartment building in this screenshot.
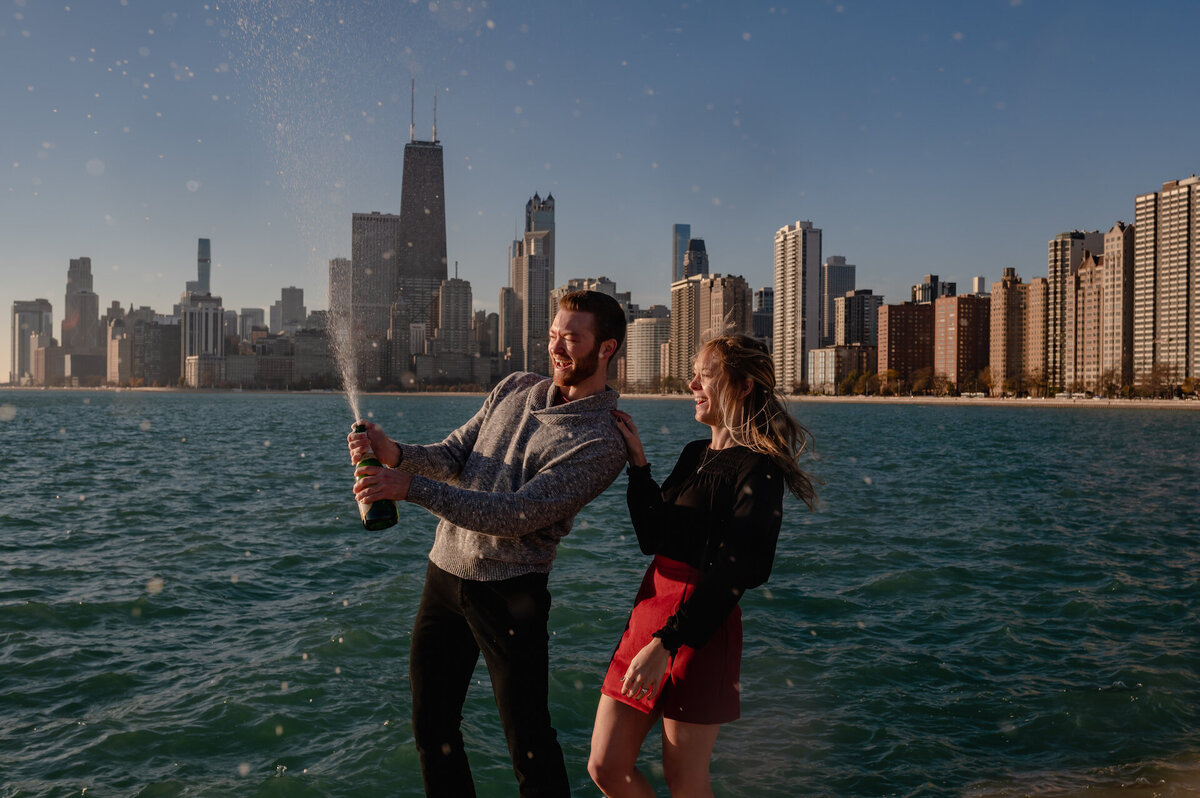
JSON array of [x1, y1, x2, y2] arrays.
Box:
[[934, 294, 990, 390], [699, 274, 751, 341], [821, 256, 855, 347], [773, 220, 822, 391], [989, 268, 1027, 394], [833, 289, 882, 348], [1047, 229, 1104, 389], [669, 272, 751, 381], [626, 316, 670, 392], [971, 276, 988, 295], [670, 275, 705, 382], [1101, 221, 1135, 387], [62, 257, 101, 355], [1025, 277, 1049, 391], [877, 302, 933, 385], [1133, 176, 1200, 384], [672, 224, 691, 283], [1065, 252, 1104, 392]]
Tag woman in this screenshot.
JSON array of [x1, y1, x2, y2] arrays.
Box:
[[588, 334, 815, 797]]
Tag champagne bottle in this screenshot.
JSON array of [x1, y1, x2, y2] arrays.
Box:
[[353, 423, 399, 531]]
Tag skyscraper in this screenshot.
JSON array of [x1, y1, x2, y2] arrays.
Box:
[[821, 256, 855, 347], [397, 133, 448, 338], [434, 277, 474, 356], [670, 273, 750, 381], [989, 268, 1027, 394], [526, 193, 555, 285], [773, 220, 822, 391], [1064, 251, 1104, 392], [1025, 277, 1049, 392], [1101, 221, 1135, 388], [626, 316, 670, 392], [350, 212, 402, 340], [186, 238, 211, 295], [510, 226, 552, 375], [671, 224, 691, 283], [1133, 175, 1200, 384], [1047, 229, 1104, 389], [682, 238, 709, 279], [62, 257, 101, 355], [10, 299, 53, 385]]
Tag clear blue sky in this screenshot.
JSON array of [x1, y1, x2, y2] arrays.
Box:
[[4, 0, 1198, 381]]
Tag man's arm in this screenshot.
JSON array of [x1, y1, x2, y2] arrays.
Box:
[[405, 435, 627, 537]]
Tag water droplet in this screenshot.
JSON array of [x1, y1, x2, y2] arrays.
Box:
[[147, 577, 164, 594], [238, 763, 251, 777], [0, 405, 16, 422], [280, 681, 289, 692], [230, 574, 239, 584], [263, 440, 271, 447], [139, 420, 152, 431]]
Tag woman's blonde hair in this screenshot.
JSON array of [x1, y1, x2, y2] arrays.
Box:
[[698, 334, 816, 508]]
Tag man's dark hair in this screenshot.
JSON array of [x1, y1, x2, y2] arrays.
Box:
[[558, 290, 627, 353]]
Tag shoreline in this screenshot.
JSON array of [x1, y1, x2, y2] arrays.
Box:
[[4, 384, 1199, 409]]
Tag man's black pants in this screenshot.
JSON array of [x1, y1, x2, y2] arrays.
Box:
[[410, 561, 570, 797]]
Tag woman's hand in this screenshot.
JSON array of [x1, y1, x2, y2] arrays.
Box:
[[353, 464, 413, 503], [347, 420, 400, 468], [620, 637, 670, 702], [611, 410, 648, 467]]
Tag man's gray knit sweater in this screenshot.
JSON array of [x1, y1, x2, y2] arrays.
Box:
[[398, 372, 628, 582]]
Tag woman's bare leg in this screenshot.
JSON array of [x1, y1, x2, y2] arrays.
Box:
[[660, 717, 721, 797], [588, 695, 660, 797]]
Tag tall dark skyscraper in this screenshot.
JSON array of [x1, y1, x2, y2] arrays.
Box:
[[397, 133, 448, 336]]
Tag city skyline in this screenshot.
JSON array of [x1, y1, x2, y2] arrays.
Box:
[[4, 1, 1200, 381]]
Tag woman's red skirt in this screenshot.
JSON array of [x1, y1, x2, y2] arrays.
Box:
[[600, 555, 741, 724]]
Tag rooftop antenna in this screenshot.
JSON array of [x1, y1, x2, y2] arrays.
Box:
[[409, 78, 415, 143], [432, 86, 438, 143]]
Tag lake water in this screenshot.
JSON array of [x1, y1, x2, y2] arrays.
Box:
[[2, 389, 1199, 797]]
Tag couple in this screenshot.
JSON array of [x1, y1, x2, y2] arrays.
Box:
[[349, 290, 814, 797]]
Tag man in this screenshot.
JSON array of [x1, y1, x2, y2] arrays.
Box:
[[349, 290, 629, 797]]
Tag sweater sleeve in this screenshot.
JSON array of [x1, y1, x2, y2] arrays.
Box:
[[404, 434, 627, 538], [392, 376, 508, 481], [653, 457, 786, 652]]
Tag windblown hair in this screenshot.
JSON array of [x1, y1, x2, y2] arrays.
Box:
[[700, 334, 816, 508], [558, 290, 627, 354]]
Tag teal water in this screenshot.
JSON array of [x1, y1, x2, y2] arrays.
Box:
[[1, 390, 1199, 797]]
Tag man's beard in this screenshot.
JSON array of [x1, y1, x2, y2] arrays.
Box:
[[553, 345, 600, 387]]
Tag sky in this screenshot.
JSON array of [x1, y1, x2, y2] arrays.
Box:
[[3, 0, 1199, 382]]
